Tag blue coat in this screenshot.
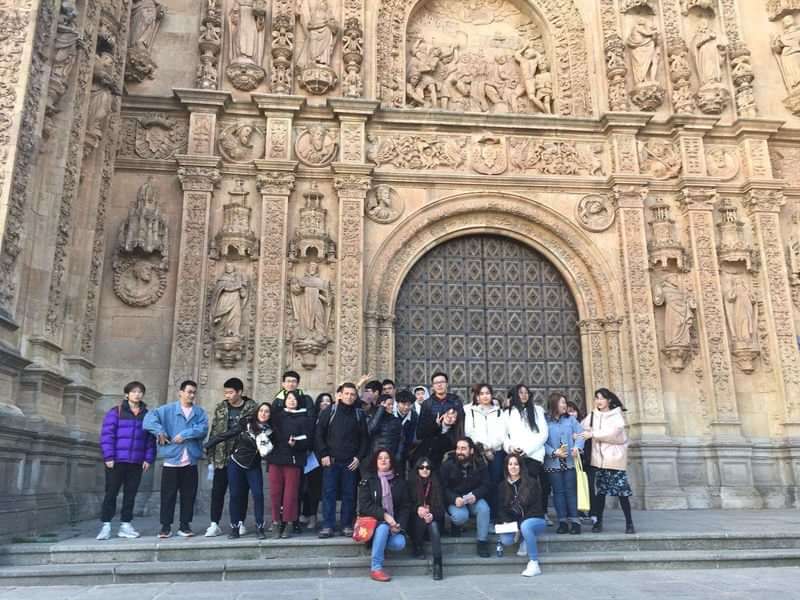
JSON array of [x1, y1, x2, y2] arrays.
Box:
[[143, 401, 209, 465], [543, 414, 585, 471]]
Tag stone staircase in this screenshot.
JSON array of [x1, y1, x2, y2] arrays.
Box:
[[1, 510, 799, 585]]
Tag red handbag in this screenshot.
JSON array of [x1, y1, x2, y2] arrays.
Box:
[[352, 516, 378, 543]]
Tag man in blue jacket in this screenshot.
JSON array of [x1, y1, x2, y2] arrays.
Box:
[[143, 380, 209, 538]]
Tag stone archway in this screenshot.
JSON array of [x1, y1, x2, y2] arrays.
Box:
[[364, 192, 624, 397], [375, 0, 593, 115]]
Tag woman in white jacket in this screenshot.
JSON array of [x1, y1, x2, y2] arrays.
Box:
[[503, 384, 548, 483], [465, 384, 507, 521], [581, 388, 634, 534]]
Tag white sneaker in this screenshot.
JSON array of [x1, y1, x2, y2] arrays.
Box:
[[96, 522, 111, 540], [118, 522, 140, 538], [521, 560, 541, 577], [516, 540, 527, 557], [238, 521, 247, 536], [205, 522, 222, 537]]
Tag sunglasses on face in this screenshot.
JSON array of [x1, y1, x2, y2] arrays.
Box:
[[418, 465, 431, 471]]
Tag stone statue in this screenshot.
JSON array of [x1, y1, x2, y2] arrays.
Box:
[[514, 44, 545, 112], [127, 0, 166, 82], [44, 1, 85, 138], [226, 0, 267, 90], [626, 18, 660, 84], [772, 14, 800, 114], [407, 39, 457, 108], [85, 52, 119, 154], [118, 176, 169, 258], [289, 261, 332, 367], [691, 19, 725, 87], [296, 0, 338, 68], [653, 275, 696, 349], [212, 264, 249, 339], [724, 275, 757, 349]]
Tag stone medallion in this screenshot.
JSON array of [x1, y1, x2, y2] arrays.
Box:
[[112, 257, 168, 307], [706, 147, 740, 180], [366, 185, 404, 224], [576, 194, 615, 232], [295, 125, 338, 167]]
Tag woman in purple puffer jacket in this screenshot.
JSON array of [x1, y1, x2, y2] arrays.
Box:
[[96, 381, 157, 540]]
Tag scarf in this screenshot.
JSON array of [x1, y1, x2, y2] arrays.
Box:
[[378, 470, 395, 517], [416, 477, 432, 508]]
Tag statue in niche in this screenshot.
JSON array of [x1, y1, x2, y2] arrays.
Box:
[[625, 17, 665, 111], [44, 0, 86, 139], [772, 14, 800, 115], [226, 0, 267, 91], [653, 274, 696, 372], [218, 122, 257, 163], [85, 52, 119, 154], [126, 0, 165, 83], [296, 0, 339, 94], [366, 185, 404, 224], [212, 264, 250, 339], [691, 19, 725, 86], [723, 275, 757, 349], [289, 261, 332, 369]]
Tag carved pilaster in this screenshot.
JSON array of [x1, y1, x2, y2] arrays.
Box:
[[168, 159, 220, 387], [333, 169, 371, 384], [253, 164, 295, 399], [614, 184, 667, 435], [578, 318, 608, 399], [329, 98, 379, 166], [744, 189, 800, 434], [253, 95, 305, 161], [678, 188, 740, 436], [604, 316, 626, 396]]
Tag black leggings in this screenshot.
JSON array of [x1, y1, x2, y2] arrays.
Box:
[[594, 494, 633, 526]]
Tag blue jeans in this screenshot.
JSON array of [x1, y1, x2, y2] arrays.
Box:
[[548, 468, 578, 522], [448, 498, 490, 541], [371, 522, 406, 571], [499, 517, 546, 560], [227, 461, 264, 526], [487, 450, 506, 522], [321, 463, 358, 530]]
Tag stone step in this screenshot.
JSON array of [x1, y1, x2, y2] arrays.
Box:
[[1, 548, 800, 585], [3, 530, 800, 567]]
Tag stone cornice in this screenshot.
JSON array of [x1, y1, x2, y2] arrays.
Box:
[[122, 95, 183, 113], [327, 98, 380, 118], [176, 155, 222, 191], [253, 159, 298, 172], [662, 114, 720, 133], [600, 111, 653, 132], [173, 88, 233, 113], [251, 94, 306, 116]]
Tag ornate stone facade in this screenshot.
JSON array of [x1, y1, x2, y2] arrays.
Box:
[[4, 0, 800, 536]]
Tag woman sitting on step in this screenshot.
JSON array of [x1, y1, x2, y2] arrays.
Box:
[[408, 456, 444, 580]]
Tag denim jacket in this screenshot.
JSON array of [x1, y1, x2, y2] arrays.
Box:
[[543, 414, 584, 471], [143, 401, 209, 465]]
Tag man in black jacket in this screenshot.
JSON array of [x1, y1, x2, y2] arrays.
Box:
[[368, 394, 404, 463], [418, 371, 464, 438], [440, 436, 492, 557], [315, 382, 369, 538]]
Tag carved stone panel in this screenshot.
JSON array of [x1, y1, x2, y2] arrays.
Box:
[[218, 122, 264, 163], [576, 194, 616, 232], [366, 185, 403, 225], [295, 125, 338, 167], [119, 113, 188, 160]]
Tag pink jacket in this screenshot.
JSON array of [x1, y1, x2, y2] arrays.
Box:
[[582, 407, 628, 471]]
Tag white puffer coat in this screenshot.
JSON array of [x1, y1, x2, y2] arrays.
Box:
[[465, 403, 507, 452], [502, 404, 548, 463]]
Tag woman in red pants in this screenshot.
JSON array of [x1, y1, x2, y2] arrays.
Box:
[[267, 390, 313, 538]]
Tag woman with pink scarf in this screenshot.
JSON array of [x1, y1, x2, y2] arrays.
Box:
[[357, 448, 411, 582]]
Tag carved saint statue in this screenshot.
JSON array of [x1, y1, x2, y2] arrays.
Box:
[[50, 1, 82, 100], [228, 0, 266, 66], [212, 264, 249, 339], [86, 52, 118, 151], [772, 14, 800, 93], [691, 19, 725, 86], [723, 275, 757, 349], [626, 18, 660, 84], [290, 261, 332, 342], [653, 275, 696, 348], [296, 0, 338, 68], [130, 0, 164, 52]]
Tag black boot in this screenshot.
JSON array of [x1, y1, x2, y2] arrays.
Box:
[[432, 557, 443, 581], [292, 520, 302, 535], [591, 521, 603, 533], [476, 540, 490, 558], [625, 523, 636, 534], [412, 543, 425, 559], [228, 525, 240, 539], [556, 522, 569, 534], [256, 525, 266, 540], [450, 524, 462, 538]]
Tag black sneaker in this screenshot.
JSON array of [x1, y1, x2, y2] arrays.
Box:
[[626, 524, 636, 534], [476, 540, 490, 558], [318, 527, 333, 539], [570, 522, 581, 535], [556, 522, 569, 534], [292, 521, 302, 535], [592, 522, 603, 533], [256, 525, 266, 540], [177, 525, 194, 537], [158, 526, 172, 539], [228, 526, 240, 539]]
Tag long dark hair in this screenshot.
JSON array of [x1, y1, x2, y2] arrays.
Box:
[[410, 456, 444, 510], [508, 384, 539, 432], [441, 407, 465, 439], [367, 447, 396, 474], [500, 453, 540, 506], [471, 383, 493, 405], [595, 388, 626, 411], [546, 392, 567, 421], [248, 402, 271, 430]]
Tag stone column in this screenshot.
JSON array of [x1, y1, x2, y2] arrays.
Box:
[[253, 166, 295, 401], [603, 316, 626, 397], [333, 169, 371, 385], [744, 189, 800, 436], [578, 318, 608, 398]]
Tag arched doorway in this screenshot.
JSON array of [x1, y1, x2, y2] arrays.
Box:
[[394, 235, 584, 404]]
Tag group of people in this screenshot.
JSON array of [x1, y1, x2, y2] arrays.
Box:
[[97, 370, 634, 583]]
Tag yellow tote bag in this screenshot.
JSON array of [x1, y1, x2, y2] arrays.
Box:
[[575, 454, 591, 513]]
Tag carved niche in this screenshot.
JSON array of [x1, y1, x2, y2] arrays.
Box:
[[288, 184, 337, 263], [85, 51, 119, 155], [296, 0, 339, 94], [639, 139, 682, 179], [112, 177, 169, 307], [126, 0, 165, 83], [621, 1, 666, 111], [211, 179, 258, 260], [218, 121, 263, 163], [682, 2, 730, 114], [769, 7, 800, 116], [653, 273, 697, 373], [210, 263, 251, 368], [576, 194, 616, 233], [366, 184, 404, 225], [647, 198, 689, 271], [716, 198, 755, 272], [295, 124, 338, 167], [226, 0, 268, 91], [722, 272, 760, 373]]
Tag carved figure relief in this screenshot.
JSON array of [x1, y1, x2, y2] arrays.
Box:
[[288, 185, 337, 263], [85, 52, 119, 155], [771, 13, 800, 115], [296, 0, 338, 94], [271, 13, 294, 93], [706, 146, 740, 179], [196, 0, 222, 89], [366, 185, 403, 224], [113, 177, 169, 307], [211, 263, 250, 367], [510, 138, 604, 176], [639, 139, 682, 179], [295, 125, 338, 166], [226, 0, 267, 91], [341, 17, 364, 97], [471, 135, 507, 175], [691, 18, 730, 114], [44, 0, 86, 140], [211, 179, 258, 260], [289, 261, 333, 369], [126, 0, 165, 83], [367, 134, 467, 170], [218, 122, 263, 163], [723, 273, 760, 373], [625, 16, 665, 111], [653, 274, 696, 372], [576, 194, 615, 232]]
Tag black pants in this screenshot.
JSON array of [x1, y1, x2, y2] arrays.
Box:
[[210, 466, 248, 525], [410, 516, 442, 562], [101, 463, 143, 522], [160, 465, 198, 528], [301, 467, 323, 518]]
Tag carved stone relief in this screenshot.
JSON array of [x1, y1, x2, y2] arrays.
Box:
[[706, 146, 740, 180], [653, 273, 697, 373], [622, 2, 666, 112], [119, 113, 188, 159], [367, 134, 467, 170], [267, 118, 290, 160], [270, 11, 294, 93], [288, 260, 333, 369], [211, 179, 258, 260], [218, 122, 263, 163], [576, 194, 615, 233], [722, 272, 760, 373], [510, 139, 605, 176], [211, 263, 250, 367], [648, 198, 688, 271], [126, 0, 165, 83], [295, 125, 338, 167], [112, 177, 169, 307], [716, 199, 755, 272], [288, 184, 336, 263], [342, 17, 364, 98], [639, 139, 682, 179], [226, 0, 267, 91], [770, 11, 800, 115], [296, 0, 339, 94], [470, 135, 507, 175], [196, 0, 221, 89], [85, 52, 119, 155], [366, 185, 403, 225]]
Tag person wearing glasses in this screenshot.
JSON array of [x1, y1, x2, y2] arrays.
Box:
[[418, 371, 464, 433], [408, 457, 444, 580]]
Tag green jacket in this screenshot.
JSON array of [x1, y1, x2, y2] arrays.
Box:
[[207, 396, 257, 469]]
